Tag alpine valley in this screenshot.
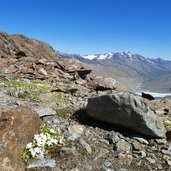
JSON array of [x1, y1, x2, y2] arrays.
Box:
[[59, 51, 171, 93]]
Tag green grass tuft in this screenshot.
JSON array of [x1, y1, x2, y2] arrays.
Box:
[[56, 108, 71, 117], [164, 120, 171, 129], [55, 92, 64, 105], [0, 79, 52, 103]]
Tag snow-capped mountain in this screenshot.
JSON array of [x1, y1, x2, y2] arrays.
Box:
[[60, 52, 171, 91], [82, 51, 155, 63], [82, 52, 114, 60], [60, 51, 171, 77]]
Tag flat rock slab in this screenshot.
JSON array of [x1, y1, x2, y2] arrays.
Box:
[[86, 92, 165, 138], [0, 106, 43, 171], [27, 159, 56, 169], [33, 107, 56, 117]]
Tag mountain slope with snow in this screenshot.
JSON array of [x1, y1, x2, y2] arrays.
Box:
[[59, 51, 171, 92]]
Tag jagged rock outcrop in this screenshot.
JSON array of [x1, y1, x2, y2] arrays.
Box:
[[0, 32, 94, 82], [61, 59, 92, 79], [0, 106, 43, 171], [86, 92, 165, 138], [0, 32, 59, 60]]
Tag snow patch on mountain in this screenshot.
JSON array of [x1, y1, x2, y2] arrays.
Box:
[[97, 52, 114, 60], [82, 51, 135, 60], [98, 54, 108, 59], [82, 54, 97, 60]]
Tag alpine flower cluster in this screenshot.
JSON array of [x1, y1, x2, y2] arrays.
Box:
[[22, 124, 64, 163]]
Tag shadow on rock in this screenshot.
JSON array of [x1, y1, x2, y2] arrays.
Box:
[[72, 108, 152, 140]]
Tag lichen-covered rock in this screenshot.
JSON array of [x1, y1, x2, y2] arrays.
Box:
[[86, 92, 165, 138], [0, 106, 43, 171]]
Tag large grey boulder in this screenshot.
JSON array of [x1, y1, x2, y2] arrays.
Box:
[[86, 92, 165, 138]]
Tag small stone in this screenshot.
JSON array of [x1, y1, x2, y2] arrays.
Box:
[[136, 160, 142, 166], [162, 154, 171, 160], [133, 151, 146, 158], [70, 167, 79, 171], [161, 149, 171, 155], [0, 141, 4, 152], [68, 124, 85, 135], [103, 160, 112, 168], [117, 154, 133, 165], [132, 153, 139, 158], [68, 133, 81, 141], [103, 168, 114, 171], [155, 163, 163, 170], [118, 169, 128, 171], [79, 138, 92, 154], [132, 141, 142, 151], [106, 131, 120, 144], [37, 67, 48, 76], [93, 148, 109, 161], [146, 165, 153, 171], [99, 139, 110, 145], [146, 157, 156, 164], [75, 79, 87, 85], [139, 151, 146, 158], [43, 115, 56, 124], [34, 107, 56, 117], [148, 141, 158, 149], [133, 137, 149, 145], [155, 138, 167, 145], [160, 145, 168, 150], [60, 146, 77, 156], [27, 159, 56, 169], [114, 139, 131, 154], [167, 159, 171, 166]]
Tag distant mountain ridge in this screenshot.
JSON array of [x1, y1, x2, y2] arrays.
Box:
[[59, 51, 171, 93], [59, 51, 171, 79]]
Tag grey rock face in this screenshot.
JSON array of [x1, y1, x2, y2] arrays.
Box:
[[86, 92, 165, 138]]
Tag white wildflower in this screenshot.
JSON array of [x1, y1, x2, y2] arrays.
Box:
[[23, 125, 63, 161], [34, 147, 42, 154], [50, 128, 55, 133], [59, 136, 64, 144], [57, 129, 61, 133], [164, 120, 171, 124], [46, 140, 53, 146], [30, 148, 36, 158], [26, 142, 32, 149]]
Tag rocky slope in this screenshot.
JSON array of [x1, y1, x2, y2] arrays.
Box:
[[1, 32, 171, 171], [60, 52, 171, 93], [0, 32, 60, 60]]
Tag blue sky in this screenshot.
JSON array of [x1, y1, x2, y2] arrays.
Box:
[[0, 0, 171, 59]]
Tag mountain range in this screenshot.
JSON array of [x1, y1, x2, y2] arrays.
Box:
[[59, 51, 171, 93]]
